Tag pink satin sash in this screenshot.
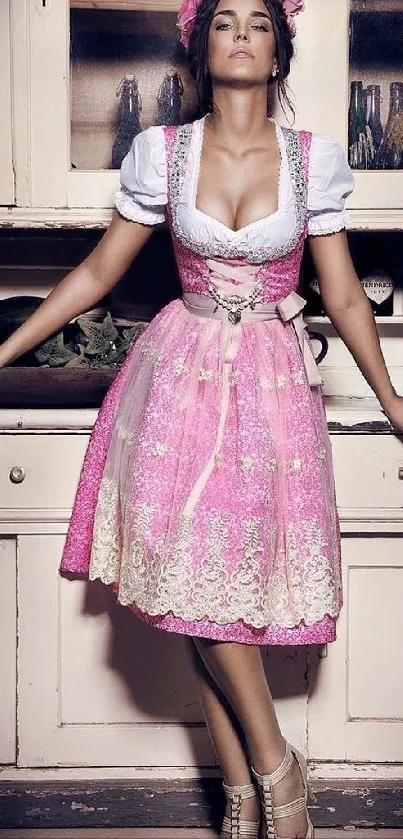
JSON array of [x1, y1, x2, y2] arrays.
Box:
[[180, 259, 323, 517]]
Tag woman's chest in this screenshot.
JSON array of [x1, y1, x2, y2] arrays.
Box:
[[172, 125, 305, 261], [195, 139, 282, 233]]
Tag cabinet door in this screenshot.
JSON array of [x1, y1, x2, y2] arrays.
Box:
[[24, 0, 403, 216], [0, 537, 17, 764], [347, 0, 403, 211], [279, 0, 403, 214], [308, 535, 403, 762], [17, 532, 217, 767], [0, 0, 14, 205], [17, 532, 308, 768], [27, 0, 182, 210]]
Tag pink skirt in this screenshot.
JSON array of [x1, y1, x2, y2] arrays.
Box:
[[60, 298, 343, 645]]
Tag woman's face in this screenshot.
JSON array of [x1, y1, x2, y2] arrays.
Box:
[[207, 0, 277, 87]]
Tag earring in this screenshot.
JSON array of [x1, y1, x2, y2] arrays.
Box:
[[271, 68, 277, 77]]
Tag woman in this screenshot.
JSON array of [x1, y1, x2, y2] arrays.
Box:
[[1, 0, 402, 836]]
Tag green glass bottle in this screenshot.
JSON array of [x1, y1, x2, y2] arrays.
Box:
[[348, 80, 375, 169], [378, 82, 403, 170]]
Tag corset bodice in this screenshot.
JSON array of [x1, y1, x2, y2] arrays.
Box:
[[163, 119, 311, 303]]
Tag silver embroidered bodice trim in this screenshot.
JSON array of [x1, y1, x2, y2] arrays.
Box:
[[167, 121, 307, 264]]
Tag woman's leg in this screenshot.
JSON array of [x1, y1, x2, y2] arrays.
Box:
[[192, 637, 309, 839], [189, 640, 260, 835]]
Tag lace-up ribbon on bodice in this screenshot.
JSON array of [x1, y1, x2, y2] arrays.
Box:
[[180, 258, 323, 517]]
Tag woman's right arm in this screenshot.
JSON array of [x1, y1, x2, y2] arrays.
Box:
[[0, 211, 155, 368]]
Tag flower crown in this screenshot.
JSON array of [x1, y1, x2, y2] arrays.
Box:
[[177, 0, 305, 50]]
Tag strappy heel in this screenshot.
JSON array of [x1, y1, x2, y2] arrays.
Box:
[[250, 740, 316, 838], [221, 780, 261, 839]]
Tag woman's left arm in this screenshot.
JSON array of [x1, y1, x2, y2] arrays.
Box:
[[308, 230, 403, 432]]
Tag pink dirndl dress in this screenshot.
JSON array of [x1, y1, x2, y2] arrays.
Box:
[[60, 115, 355, 645]]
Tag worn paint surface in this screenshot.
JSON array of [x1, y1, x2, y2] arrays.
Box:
[[1, 781, 403, 830]]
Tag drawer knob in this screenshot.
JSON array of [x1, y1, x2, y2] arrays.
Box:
[[9, 465, 26, 484], [399, 467, 403, 481]]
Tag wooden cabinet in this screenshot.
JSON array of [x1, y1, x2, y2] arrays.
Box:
[[1, 0, 403, 226], [1, 416, 403, 776]]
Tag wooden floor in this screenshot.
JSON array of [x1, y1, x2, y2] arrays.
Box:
[[1, 830, 403, 838]]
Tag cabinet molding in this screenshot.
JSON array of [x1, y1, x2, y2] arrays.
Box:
[[0, 0, 14, 205], [2, 207, 403, 230], [0, 537, 17, 764]]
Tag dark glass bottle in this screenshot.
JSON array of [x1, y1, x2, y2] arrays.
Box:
[[378, 82, 403, 170], [155, 72, 184, 126], [111, 75, 142, 170], [348, 80, 375, 169], [365, 84, 383, 165]]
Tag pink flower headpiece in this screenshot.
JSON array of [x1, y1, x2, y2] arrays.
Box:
[[177, 0, 305, 49]]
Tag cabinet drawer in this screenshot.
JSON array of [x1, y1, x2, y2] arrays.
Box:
[[2, 432, 403, 518], [332, 434, 403, 514], [0, 434, 89, 513]]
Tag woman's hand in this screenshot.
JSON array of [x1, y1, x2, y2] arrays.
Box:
[[381, 394, 403, 433]]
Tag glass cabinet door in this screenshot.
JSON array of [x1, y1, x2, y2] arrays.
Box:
[[70, 2, 196, 173], [348, 0, 403, 209], [28, 0, 187, 211], [23, 0, 403, 218]]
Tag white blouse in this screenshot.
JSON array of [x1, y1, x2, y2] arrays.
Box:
[[115, 117, 355, 244]]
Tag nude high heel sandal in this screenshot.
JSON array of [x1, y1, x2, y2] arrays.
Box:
[[250, 740, 316, 839], [221, 780, 261, 839]]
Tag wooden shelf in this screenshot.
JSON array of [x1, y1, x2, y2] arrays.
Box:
[[0, 366, 117, 408]]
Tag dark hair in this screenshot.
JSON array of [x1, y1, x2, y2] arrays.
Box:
[[186, 0, 295, 122]]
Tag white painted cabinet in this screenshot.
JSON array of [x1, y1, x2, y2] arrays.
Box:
[[1, 418, 403, 775], [2, 0, 403, 227], [17, 533, 215, 768], [308, 432, 403, 764], [308, 536, 403, 764], [0, 429, 306, 769]]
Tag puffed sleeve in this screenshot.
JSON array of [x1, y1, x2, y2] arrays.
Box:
[[114, 125, 167, 225], [307, 134, 355, 236]]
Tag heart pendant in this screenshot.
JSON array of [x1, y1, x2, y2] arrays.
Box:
[[228, 309, 241, 325]]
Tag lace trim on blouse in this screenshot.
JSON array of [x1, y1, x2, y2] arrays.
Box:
[[308, 209, 349, 236], [167, 121, 308, 263], [115, 186, 166, 225]]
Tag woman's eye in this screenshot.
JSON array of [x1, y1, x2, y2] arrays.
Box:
[[215, 22, 269, 31]]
